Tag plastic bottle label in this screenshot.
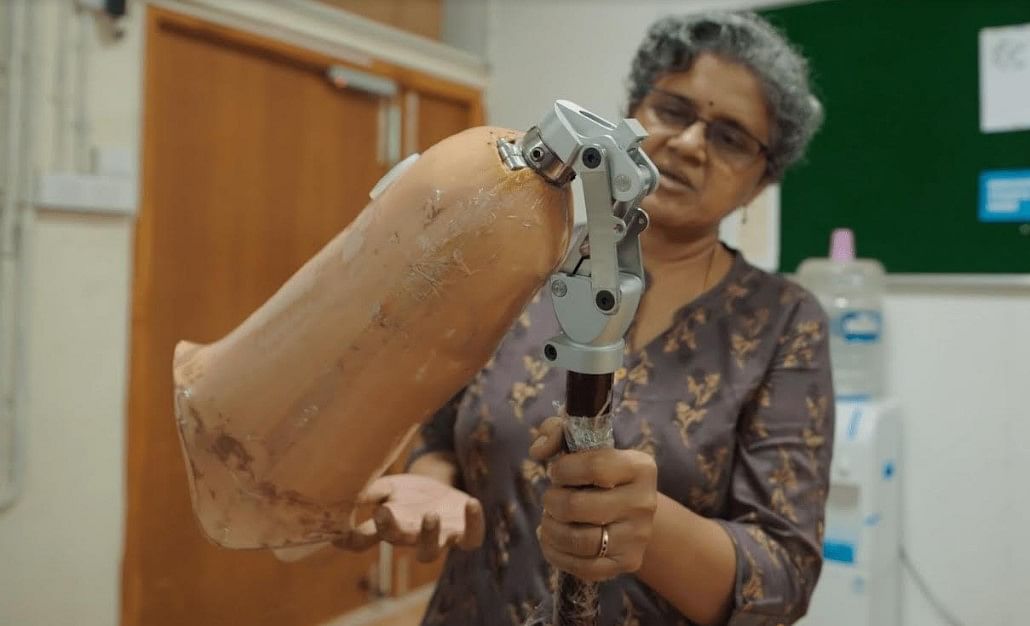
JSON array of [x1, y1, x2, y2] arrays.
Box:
[[832, 310, 882, 344]]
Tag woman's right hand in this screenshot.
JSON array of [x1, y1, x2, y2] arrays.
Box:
[[334, 474, 485, 562]]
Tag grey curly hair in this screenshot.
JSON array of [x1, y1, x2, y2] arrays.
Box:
[[626, 11, 823, 180]]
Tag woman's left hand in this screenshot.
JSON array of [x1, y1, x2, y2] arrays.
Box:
[[529, 416, 658, 582]]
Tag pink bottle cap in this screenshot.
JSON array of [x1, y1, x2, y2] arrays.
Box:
[[830, 228, 856, 261]]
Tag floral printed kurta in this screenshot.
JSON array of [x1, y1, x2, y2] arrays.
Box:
[[409, 248, 834, 626]]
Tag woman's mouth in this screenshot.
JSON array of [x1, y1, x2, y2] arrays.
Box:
[[657, 169, 695, 194]]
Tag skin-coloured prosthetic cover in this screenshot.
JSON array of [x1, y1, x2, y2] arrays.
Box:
[[172, 127, 573, 549]]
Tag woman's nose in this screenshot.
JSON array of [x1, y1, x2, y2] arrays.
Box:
[[667, 120, 708, 161]]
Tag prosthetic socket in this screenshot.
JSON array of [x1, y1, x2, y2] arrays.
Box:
[[173, 103, 656, 551]]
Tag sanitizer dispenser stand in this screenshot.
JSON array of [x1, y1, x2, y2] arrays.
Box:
[[801, 398, 901, 626]]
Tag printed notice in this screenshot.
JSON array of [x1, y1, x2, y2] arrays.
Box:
[[979, 170, 1030, 222], [980, 23, 1030, 133]]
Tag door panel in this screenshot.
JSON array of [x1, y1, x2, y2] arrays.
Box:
[[127, 9, 485, 625], [126, 10, 387, 626], [417, 93, 479, 152]]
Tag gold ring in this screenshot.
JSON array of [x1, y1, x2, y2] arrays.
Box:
[[597, 525, 609, 559]]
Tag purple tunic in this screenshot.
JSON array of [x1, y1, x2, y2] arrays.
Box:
[[410, 248, 835, 626]]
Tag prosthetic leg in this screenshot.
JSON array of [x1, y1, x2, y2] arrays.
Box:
[[172, 102, 658, 626], [173, 127, 573, 549]]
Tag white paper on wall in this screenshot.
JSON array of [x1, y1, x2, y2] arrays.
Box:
[[979, 22, 1030, 133]]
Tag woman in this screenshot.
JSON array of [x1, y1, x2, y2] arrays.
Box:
[[338, 11, 832, 626]]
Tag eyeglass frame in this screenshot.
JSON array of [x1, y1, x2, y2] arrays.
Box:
[[640, 87, 771, 171]]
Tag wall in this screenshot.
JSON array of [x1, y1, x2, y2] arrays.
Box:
[[884, 283, 1030, 626], [0, 2, 140, 626], [441, 0, 488, 58], [0, 212, 133, 626], [480, 1, 1030, 625]]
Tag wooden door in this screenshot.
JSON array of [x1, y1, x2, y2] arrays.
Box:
[[387, 88, 481, 598], [125, 8, 480, 626], [416, 93, 478, 152]]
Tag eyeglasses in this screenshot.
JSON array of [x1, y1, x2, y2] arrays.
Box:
[[643, 88, 770, 171]]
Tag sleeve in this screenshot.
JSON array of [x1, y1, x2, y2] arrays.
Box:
[[716, 294, 835, 626], [404, 389, 466, 470]]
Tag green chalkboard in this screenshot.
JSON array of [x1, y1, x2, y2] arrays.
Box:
[[760, 0, 1030, 273]]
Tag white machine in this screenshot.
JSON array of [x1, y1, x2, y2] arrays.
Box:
[[802, 398, 901, 626]]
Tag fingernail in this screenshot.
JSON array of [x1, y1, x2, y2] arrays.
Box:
[[531, 435, 547, 450]]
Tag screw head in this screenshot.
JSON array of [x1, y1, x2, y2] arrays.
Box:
[[582, 148, 602, 169], [614, 174, 631, 192], [530, 147, 545, 162], [544, 344, 558, 361], [637, 210, 650, 230], [596, 290, 615, 311], [551, 279, 568, 297]]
